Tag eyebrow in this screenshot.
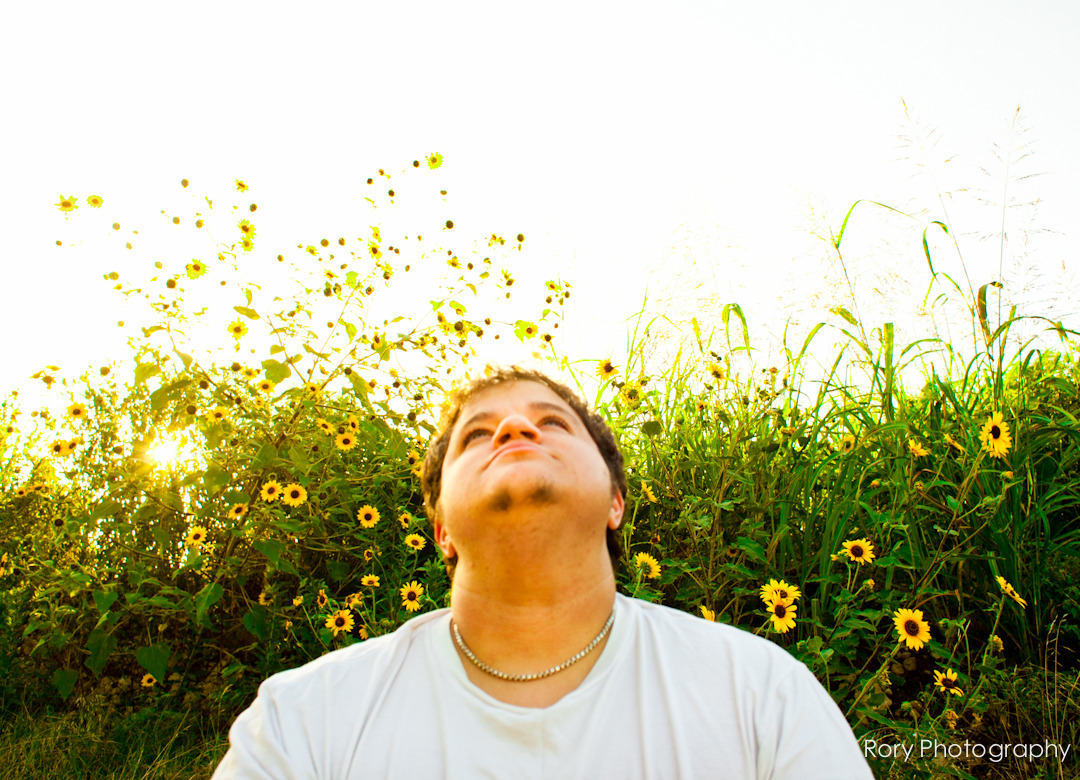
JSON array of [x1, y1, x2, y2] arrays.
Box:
[[457, 401, 575, 435]]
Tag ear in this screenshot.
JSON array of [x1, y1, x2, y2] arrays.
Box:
[[434, 515, 457, 559], [606, 490, 626, 531]]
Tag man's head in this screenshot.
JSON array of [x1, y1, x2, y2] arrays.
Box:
[[421, 367, 627, 576]]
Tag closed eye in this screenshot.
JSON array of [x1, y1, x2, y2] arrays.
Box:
[[540, 416, 570, 431]]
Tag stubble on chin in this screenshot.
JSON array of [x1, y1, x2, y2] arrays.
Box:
[[485, 479, 557, 513]]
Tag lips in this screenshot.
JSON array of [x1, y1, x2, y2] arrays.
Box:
[[486, 441, 544, 466]]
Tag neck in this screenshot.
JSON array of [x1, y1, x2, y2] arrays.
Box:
[[447, 548, 617, 706]]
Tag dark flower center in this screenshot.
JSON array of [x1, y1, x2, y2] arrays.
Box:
[[290, 490, 300, 498], [335, 617, 346, 627], [407, 592, 417, 601], [777, 589, 789, 600], [942, 677, 955, 688], [991, 425, 1001, 438], [905, 620, 919, 636], [774, 604, 787, 618], [851, 546, 864, 557]]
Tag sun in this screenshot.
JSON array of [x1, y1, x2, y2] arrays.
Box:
[[146, 432, 201, 467]]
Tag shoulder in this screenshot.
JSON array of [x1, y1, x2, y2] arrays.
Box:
[[256, 608, 448, 707], [621, 594, 797, 669]]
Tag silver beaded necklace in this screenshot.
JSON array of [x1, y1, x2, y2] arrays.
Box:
[[452, 611, 615, 682]]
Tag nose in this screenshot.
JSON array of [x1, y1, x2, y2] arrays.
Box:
[[492, 413, 541, 446]]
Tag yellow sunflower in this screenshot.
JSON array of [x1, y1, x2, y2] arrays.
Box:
[[759, 579, 801, 605], [979, 412, 1012, 459], [699, 605, 716, 622], [841, 538, 876, 565], [64, 438, 81, 456], [400, 581, 424, 612], [67, 402, 88, 420], [427, 152, 443, 169], [933, 669, 964, 697], [281, 483, 307, 507], [141, 673, 156, 688], [242, 367, 258, 379], [641, 484, 658, 503], [893, 608, 931, 650], [261, 480, 282, 502], [361, 575, 380, 587], [840, 434, 856, 454], [210, 406, 228, 422], [235, 180, 249, 192], [227, 503, 248, 520], [596, 359, 619, 381], [87, 195, 104, 208], [404, 534, 426, 552], [620, 383, 642, 408], [945, 433, 966, 454], [185, 526, 208, 547], [186, 261, 207, 279], [335, 432, 357, 451], [257, 379, 275, 393], [315, 419, 333, 435], [397, 512, 412, 530], [292, 595, 303, 607], [316, 589, 328, 609], [303, 382, 322, 399], [238, 219, 256, 237], [50, 440, 68, 457], [908, 439, 929, 458], [229, 320, 248, 339], [240, 237, 254, 252], [995, 575, 1027, 608], [766, 601, 797, 633], [325, 610, 355, 637], [56, 195, 78, 213], [347, 414, 360, 432], [357, 505, 380, 528], [633, 552, 661, 580]]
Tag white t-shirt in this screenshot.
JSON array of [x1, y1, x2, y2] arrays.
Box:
[[212, 594, 873, 779]]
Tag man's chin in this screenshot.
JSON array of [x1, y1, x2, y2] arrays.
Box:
[[484, 480, 558, 513]]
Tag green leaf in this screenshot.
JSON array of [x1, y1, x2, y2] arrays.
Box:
[[194, 583, 224, 628], [733, 537, 767, 565], [449, 300, 467, 316], [93, 591, 118, 613], [642, 420, 663, 437], [243, 607, 269, 642], [136, 642, 171, 683], [346, 271, 359, 289], [343, 321, 357, 341], [90, 500, 123, 521], [252, 442, 277, 468], [176, 351, 193, 369], [134, 362, 161, 385], [234, 305, 259, 320], [830, 306, 859, 328], [51, 669, 79, 701], [85, 630, 117, 677], [270, 344, 285, 355], [262, 359, 291, 384], [253, 539, 283, 567], [327, 560, 349, 582], [514, 320, 537, 341], [204, 464, 231, 494]]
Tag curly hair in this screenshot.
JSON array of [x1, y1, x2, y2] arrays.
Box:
[[421, 366, 627, 576]]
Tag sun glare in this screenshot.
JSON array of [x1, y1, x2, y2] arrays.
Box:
[[147, 433, 201, 467]]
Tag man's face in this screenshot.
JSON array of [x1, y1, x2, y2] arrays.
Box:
[[434, 380, 624, 561]]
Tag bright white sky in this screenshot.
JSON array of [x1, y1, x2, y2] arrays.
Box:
[[4, 1, 1079, 412]]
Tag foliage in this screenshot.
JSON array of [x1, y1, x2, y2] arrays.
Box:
[[3, 155, 1080, 779]]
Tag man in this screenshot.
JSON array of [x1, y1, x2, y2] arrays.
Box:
[[213, 367, 873, 778]]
